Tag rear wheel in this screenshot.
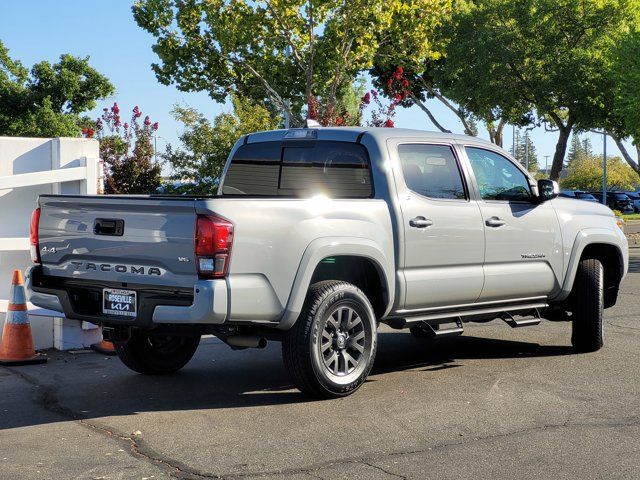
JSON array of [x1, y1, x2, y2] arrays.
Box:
[[115, 330, 200, 374], [571, 258, 604, 352], [282, 281, 377, 398]]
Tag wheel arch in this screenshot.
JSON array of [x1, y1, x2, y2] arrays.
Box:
[[278, 237, 394, 330], [555, 228, 627, 307]]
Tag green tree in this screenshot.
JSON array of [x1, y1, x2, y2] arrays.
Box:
[[430, 0, 639, 181], [132, 0, 445, 126], [609, 29, 640, 176], [513, 131, 538, 173], [567, 134, 593, 166], [369, 1, 489, 137], [93, 104, 162, 194], [0, 40, 114, 137], [561, 155, 638, 191], [163, 97, 280, 195]]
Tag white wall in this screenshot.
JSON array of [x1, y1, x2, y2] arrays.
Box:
[[0, 137, 101, 350]]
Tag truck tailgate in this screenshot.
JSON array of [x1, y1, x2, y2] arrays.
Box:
[[37, 195, 198, 289]]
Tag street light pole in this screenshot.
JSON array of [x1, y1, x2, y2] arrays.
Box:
[[524, 130, 529, 171], [544, 155, 550, 174]]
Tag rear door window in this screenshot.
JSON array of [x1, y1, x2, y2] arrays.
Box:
[[221, 142, 282, 195], [222, 140, 372, 198], [397, 144, 467, 200], [279, 142, 371, 198]]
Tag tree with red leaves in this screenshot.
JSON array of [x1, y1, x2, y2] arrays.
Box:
[[357, 66, 411, 128], [85, 103, 161, 194]]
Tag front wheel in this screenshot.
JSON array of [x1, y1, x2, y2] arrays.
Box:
[[282, 281, 377, 398], [571, 258, 604, 352], [115, 330, 200, 374]]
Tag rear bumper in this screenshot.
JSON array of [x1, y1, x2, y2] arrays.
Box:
[[25, 266, 227, 326]]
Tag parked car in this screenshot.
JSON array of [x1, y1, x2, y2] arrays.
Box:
[[624, 191, 640, 213], [26, 127, 628, 398], [589, 191, 635, 213], [559, 190, 599, 203]]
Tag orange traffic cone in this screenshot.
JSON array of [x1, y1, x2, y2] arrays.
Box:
[[0, 270, 47, 366], [90, 328, 116, 356]]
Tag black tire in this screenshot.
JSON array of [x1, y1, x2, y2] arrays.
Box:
[[115, 330, 200, 375], [571, 258, 604, 352], [282, 281, 377, 398]]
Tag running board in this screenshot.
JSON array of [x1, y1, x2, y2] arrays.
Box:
[[500, 309, 542, 328], [428, 318, 464, 337], [387, 302, 548, 329]]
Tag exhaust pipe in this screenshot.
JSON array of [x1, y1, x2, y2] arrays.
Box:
[[225, 335, 267, 349]]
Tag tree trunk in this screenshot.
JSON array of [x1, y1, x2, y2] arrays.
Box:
[[305, 0, 314, 117], [549, 124, 572, 181], [488, 119, 506, 147], [613, 136, 640, 176]]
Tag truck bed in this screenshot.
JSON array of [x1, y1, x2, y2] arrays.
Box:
[[33, 194, 394, 327]]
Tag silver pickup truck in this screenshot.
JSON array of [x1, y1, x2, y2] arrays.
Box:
[[26, 127, 628, 398]]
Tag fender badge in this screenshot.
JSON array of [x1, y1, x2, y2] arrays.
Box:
[[521, 253, 545, 259]]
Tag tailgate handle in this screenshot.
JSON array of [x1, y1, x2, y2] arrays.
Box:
[[94, 218, 124, 236]]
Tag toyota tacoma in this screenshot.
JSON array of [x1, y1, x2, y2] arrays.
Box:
[[26, 127, 628, 398]]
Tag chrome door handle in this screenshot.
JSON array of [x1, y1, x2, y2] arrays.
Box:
[[486, 217, 506, 227], [410, 216, 433, 228]]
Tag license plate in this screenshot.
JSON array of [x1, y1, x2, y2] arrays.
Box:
[[103, 288, 137, 317]]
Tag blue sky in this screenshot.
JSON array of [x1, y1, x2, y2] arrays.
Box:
[[0, 1, 627, 168]]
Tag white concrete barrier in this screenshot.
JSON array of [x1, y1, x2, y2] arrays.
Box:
[[0, 137, 102, 350]]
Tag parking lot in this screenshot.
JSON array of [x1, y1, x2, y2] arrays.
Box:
[[1, 250, 639, 480]]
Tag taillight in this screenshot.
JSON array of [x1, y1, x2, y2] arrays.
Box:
[[194, 214, 234, 278], [30, 207, 41, 264]]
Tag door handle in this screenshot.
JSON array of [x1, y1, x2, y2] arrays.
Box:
[[409, 216, 433, 228], [485, 216, 506, 227]]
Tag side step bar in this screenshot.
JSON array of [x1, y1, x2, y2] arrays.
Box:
[[424, 318, 464, 338], [387, 302, 548, 330], [500, 309, 542, 328]]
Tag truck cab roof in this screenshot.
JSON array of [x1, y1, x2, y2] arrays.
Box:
[[245, 127, 500, 150]]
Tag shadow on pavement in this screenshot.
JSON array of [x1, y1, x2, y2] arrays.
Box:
[[0, 331, 574, 431]]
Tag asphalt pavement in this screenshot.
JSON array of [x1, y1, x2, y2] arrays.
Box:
[[1, 251, 639, 479]]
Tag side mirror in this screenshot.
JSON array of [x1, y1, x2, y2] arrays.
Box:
[[537, 179, 559, 202]]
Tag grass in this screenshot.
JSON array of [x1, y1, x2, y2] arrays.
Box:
[[621, 213, 640, 221]]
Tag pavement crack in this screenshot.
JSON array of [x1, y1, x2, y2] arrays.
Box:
[[2, 366, 221, 480], [359, 460, 407, 479], [223, 415, 640, 479], [304, 472, 324, 480], [606, 320, 640, 331], [79, 419, 221, 479]]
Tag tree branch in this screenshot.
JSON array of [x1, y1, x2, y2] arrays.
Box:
[[409, 94, 451, 133], [327, 35, 354, 117], [264, 1, 307, 72], [226, 55, 292, 119], [415, 78, 475, 136], [547, 111, 568, 131], [612, 135, 640, 176]]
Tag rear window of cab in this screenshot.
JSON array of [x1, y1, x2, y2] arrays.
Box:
[[221, 141, 372, 198]]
